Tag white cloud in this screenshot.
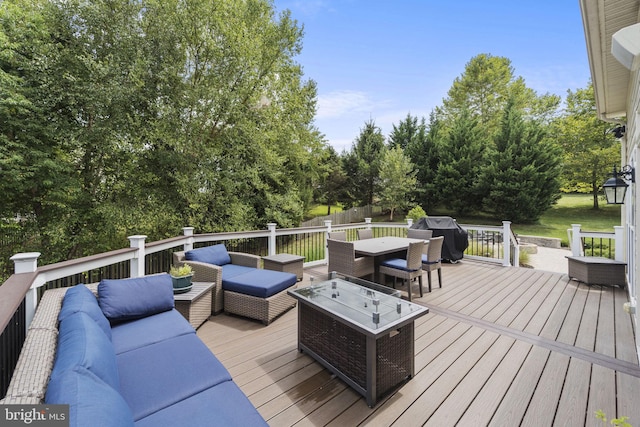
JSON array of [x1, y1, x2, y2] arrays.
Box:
[[316, 90, 378, 119]]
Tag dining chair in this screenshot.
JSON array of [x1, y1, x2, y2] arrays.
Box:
[[422, 236, 444, 292], [407, 228, 433, 240], [328, 231, 347, 241], [357, 229, 373, 240], [327, 238, 375, 279], [378, 240, 424, 301]]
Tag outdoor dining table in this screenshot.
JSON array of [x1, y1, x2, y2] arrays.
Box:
[[352, 236, 427, 286]]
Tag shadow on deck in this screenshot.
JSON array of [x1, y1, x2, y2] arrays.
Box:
[[197, 260, 640, 426]]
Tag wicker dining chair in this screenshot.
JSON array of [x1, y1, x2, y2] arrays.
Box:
[[328, 231, 347, 241], [327, 238, 375, 279], [407, 228, 433, 240], [357, 229, 374, 240], [378, 240, 425, 301], [422, 236, 444, 292]]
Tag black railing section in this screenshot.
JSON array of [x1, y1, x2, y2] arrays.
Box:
[[582, 237, 615, 259], [1, 300, 26, 398], [275, 232, 325, 262], [465, 229, 504, 260]]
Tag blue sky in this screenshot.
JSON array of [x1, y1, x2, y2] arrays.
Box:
[[272, 1, 591, 153]]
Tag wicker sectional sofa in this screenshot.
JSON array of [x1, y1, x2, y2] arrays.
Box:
[[0, 274, 267, 427], [173, 244, 298, 325]]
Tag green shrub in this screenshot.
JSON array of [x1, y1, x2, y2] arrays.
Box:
[[406, 206, 427, 222]]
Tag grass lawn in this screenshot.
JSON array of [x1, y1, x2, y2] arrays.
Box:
[[306, 203, 343, 218], [511, 194, 620, 244]]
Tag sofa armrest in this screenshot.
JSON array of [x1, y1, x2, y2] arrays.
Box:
[[183, 260, 223, 313], [229, 252, 260, 268], [1, 287, 68, 404]]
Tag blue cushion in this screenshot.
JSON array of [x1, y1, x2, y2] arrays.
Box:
[[221, 264, 256, 280], [110, 309, 195, 355], [135, 381, 268, 427], [116, 333, 232, 421], [185, 244, 231, 266], [59, 284, 112, 340], [98, 274, 174, 323], [50, 312, 120, 391], [45, 366, 134, 427], [381, 258, 419, 272], [222, 269, 297, 298], [421, 254, 441, 265]]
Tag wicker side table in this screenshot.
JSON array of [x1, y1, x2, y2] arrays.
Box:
[[174, 282, 215, 329], [262, 253, 305, 281], [566, 256, 626, 287]]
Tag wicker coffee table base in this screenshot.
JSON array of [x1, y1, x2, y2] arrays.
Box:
[[297, 303, 414, 407]]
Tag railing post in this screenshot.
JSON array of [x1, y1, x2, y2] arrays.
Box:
[[407, 219, 413, 228], [128, 235, 147, 278], [614, 225, 625, 262], [571, 224, 582, 256], [324, 220, 332, 264], [11, 252, 41, 332], [502, 221, 511, 267], [267, 223, 277, 256], [183, 227, 195, 252], [365, 218, 372, 229]]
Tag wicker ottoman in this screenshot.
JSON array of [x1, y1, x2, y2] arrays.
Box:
[[566, 256, 626, 287], [262, 253, 305, 281], [174, 282, 215, 328]]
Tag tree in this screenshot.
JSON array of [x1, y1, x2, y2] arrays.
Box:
[[435, 108, 487, 215], [555, 83, 620, 208], [378, 146, 417, 220], [482, 97, 562, 222], [315, 146, 348, 215], [345, 119, 386, 206], [403, 112, 442, 212]]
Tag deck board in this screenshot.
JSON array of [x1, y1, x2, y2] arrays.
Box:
[[196, 260, 640, 426]]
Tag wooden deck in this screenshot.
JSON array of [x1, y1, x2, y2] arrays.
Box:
[[196, 260, 640, 426]]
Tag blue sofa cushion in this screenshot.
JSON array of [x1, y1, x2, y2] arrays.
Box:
[[116, 333, 232, 421], [135, 381, 267, 427], [110, 309, 195, 355], [45, 366, 134, 427], [222, 269, 297, 298], [185, 244, 231, 266], [58, 284, 112, 340], [380, 258, 419, 272], [221, 264, 256, 280], [50, 312, 120, 391], [98, 274, 174, 323]]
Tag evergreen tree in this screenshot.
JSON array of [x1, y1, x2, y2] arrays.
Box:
[[435, 108, 487, 215], [404, 112, 442, 212], [482, 97, 562, 222], [346, 119, 386, 206]]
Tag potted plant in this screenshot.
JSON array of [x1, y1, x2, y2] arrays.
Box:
[[169, 264, 194, 294]]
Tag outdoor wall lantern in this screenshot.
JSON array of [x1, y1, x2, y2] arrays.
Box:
[[603, 165, 635, 204]]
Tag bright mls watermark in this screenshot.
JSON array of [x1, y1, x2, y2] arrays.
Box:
[[0, 405, 68, 427]]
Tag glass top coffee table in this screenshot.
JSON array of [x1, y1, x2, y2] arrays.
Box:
[[288, 272, 429, 406]]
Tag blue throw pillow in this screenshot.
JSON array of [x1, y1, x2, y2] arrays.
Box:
[[98, 274, 174, 324], [59, 284, 112, 340], [185, 244, 231, 266], [45, 366, 134, 427], [51, 312, 120, 391]]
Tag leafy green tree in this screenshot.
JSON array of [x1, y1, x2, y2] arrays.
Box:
[[378, 146, 417, 220], [554, 83, 619, 208], [435, 108, 487, 215], [345, 119, 386, 206], [482, 97, 562, 222]]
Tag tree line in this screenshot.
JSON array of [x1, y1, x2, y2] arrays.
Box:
[[0, 0, 619, 272]]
